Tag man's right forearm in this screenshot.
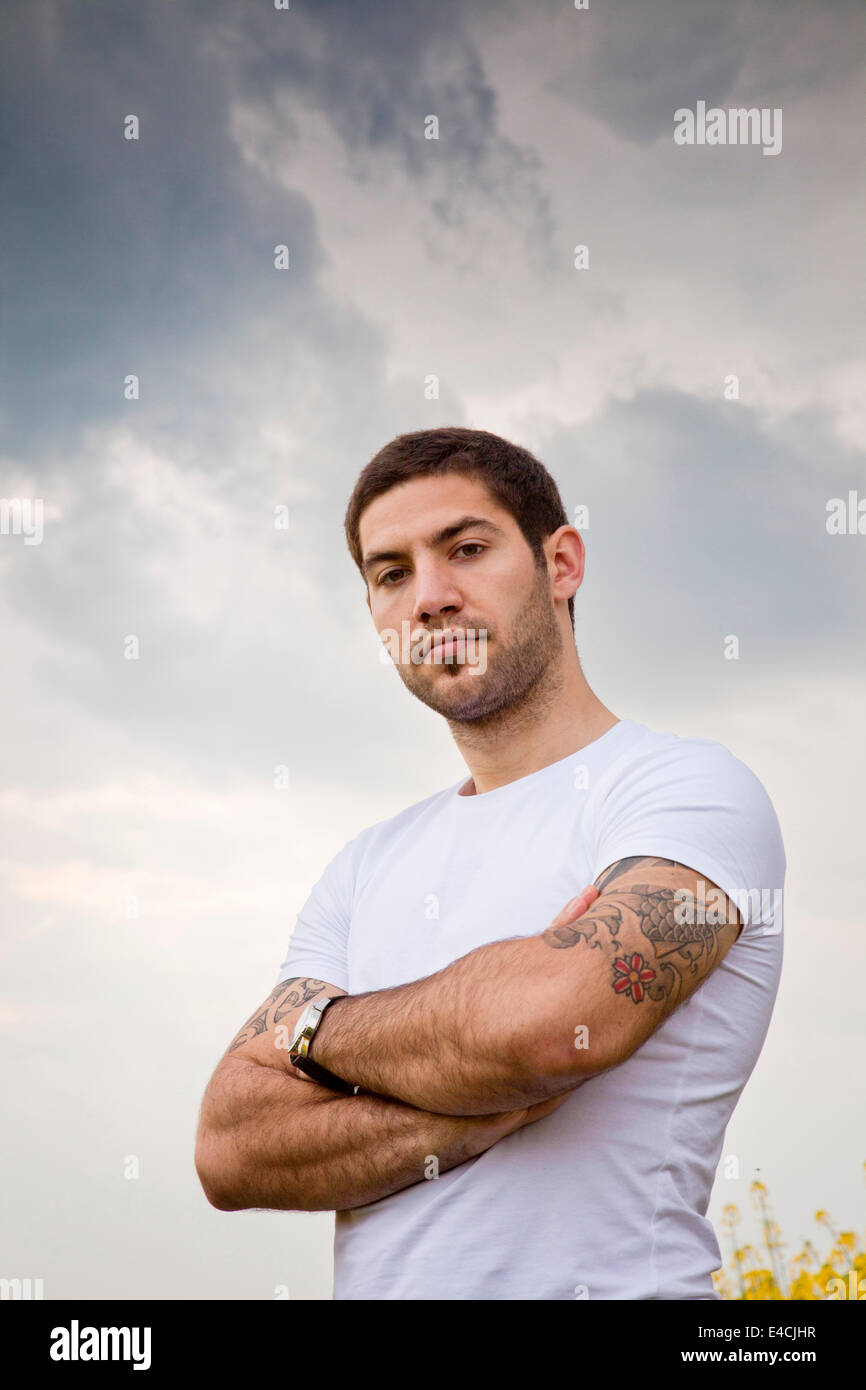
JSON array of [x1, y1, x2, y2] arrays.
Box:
[[195, 1058, 519, 1213]]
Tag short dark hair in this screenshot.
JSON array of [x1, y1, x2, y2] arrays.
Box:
[[344, 426, 575, 628]]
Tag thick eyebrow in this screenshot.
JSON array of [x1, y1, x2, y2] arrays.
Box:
[[361, 515, 507, 578]]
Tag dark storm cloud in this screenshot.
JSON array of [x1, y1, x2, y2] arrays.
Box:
[[0, 0, 548, 460], [0, 0, 342, 460]]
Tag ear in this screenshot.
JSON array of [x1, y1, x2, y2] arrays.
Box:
[[547, 525, 585, 605], [365, 586, 371, 613]]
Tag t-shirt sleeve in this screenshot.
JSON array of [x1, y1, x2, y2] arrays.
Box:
[[272, 838, 359, 992], [583, 735, 786, 939]]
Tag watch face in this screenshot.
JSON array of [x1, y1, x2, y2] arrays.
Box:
[[288, 1016, 307, 1063]]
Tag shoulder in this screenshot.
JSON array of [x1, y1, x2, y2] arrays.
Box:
[[583, 724, 786, 935], [589, 724, 781, 819]]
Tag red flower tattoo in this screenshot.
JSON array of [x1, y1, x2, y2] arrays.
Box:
[[612, 952, 656, 1003]]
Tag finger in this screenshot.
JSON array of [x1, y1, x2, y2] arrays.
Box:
[[557, 884, 599, 922]]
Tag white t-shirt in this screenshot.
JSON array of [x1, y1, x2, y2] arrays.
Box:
[[275, 718, 785, 1300]]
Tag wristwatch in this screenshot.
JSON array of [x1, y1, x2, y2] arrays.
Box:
[[288, 996, 359, 1095]]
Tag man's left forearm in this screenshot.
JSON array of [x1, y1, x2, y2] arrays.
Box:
[[309, 933, 591, 1116]]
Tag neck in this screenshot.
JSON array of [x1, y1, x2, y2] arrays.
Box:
[[449, 648, 619, 795]]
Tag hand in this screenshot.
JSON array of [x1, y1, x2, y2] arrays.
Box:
[[546, 883, 599, 933]]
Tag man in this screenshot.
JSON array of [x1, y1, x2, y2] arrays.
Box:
[[195, 426, 785, 1300]]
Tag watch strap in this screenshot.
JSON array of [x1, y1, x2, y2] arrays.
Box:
[[295, 1051, 358, 1095], [290, 995, 358, 1095]]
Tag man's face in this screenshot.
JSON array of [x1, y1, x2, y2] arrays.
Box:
[[358, 473, 568, 724]]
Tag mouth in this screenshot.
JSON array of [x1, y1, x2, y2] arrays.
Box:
[[417, 628, 487, 666], [431, 630, 464, 659], [421, 627, 460, 655]]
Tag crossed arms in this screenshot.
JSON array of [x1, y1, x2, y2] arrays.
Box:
[[249, 856, 742, 1116], [194, 855, 741, 1211]]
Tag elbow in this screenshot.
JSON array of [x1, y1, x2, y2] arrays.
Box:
[[205, 1189, 244, 1213], [531, 1010, 616, 1084], [194, 1130, 310, 1213], [194, 1133, 246, 1212], [202, 1183, 245, 1213]]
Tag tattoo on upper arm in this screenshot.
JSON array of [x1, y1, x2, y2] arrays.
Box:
[[594, 856, 663, 893], [541, 856, 736, 1008], [227, 977, 328, 1053]]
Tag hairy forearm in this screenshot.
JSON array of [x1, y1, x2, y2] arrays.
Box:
[[310, 933, 589, 1116], [306, 858, 746, 1118], [195, 1057, 526, 1213]]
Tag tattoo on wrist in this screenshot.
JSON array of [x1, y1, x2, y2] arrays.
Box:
[[228, 977, 327, 1053]]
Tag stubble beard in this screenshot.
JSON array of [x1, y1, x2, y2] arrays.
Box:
[[393, 564, 565, 729]]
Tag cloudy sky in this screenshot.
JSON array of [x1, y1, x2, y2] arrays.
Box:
[[2, 0, 864, 1299]]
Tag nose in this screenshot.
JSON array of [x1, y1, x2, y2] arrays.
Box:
[[411, 559, 464, 625]]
